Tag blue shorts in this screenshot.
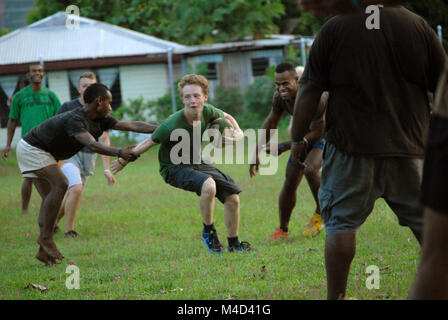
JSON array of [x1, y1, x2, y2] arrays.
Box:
[[288, 135, 326, 164]]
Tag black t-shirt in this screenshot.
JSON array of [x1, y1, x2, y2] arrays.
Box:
[[24, 107, 118, 160], [57, 98, 92, 153], [300, 7, 447, 157]]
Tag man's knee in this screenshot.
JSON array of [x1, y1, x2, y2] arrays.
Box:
[[56, 176, 69, 193], [201, 178, 216, 197], [68, 184, 83, 197], [225, 194, 240, 208]]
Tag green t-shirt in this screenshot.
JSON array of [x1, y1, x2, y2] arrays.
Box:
[[9, 85, 61, 136], [151, 103, 225, 180]]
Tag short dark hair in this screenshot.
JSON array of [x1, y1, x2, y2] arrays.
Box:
[[83, 83, 110, 104], [275, 62, 297, 75], [28, 63, 44, 72]]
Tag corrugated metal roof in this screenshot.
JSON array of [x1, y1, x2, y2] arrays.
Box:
[[176, 35, 313, 55], [0, 12, 187, 65]]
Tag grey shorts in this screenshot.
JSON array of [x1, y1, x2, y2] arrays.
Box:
[[165, 163, 242, 204], [319, 143, 424, 235]]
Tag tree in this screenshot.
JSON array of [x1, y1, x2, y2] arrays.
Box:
[[0, 28, 11, 37], [28, 0, 284, 45]]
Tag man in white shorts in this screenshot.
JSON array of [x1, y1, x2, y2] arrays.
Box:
[[16, 83, 157, 266]]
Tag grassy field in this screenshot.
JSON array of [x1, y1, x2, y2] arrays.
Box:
[[0, 135, 420, 300]]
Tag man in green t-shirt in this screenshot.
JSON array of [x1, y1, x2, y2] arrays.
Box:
[[112, 74, 254, 254], [2, 63, 60, 214]]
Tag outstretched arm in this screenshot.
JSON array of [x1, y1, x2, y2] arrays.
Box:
[[111, 137, 159, 174], [74, 131, 138, 161], [249, 110, 283, 178], [2, 118, 18, 160], [113, 121, 158, 134]]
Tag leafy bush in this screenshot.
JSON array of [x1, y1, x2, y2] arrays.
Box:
[[147, 91, 182, 123], [112, 97, 149, 122], [234, 111, 265, 130], [211, 86, 244, 116], [244, 76, 276, 119]]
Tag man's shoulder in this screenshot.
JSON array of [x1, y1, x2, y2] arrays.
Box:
[[62, 106, 84, 121], [204, 103, 223, 113], [13, 86, 30, 98], [271, 92, 290, 113], [156, 111, 183, 133], [204, 103, 225, 116]]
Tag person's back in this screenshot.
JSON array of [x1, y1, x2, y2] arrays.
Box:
[[303, 6, 446, 156]]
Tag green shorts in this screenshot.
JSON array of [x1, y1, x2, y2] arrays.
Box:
[[319, 143, 424, 234]]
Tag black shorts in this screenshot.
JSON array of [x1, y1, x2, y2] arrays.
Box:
[[421, 116, 448, 214], [165, 163, 242, 203]]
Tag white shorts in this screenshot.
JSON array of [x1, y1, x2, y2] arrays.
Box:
[[60, 162, 88, 188], [16, 139, 57, 178]]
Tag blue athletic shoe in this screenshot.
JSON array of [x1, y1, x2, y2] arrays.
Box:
[[201, 229, 225, 254], [228, 241, 254, 252]]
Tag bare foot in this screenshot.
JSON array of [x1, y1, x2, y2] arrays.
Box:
[[36, 246, 60, 266], [37, 237, 64, 260]]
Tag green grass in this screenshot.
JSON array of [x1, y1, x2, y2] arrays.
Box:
[[0, 136, 420, 300]]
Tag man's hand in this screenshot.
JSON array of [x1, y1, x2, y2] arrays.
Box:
[[290, 142, 307, 169], [261, 143, 284, 157], [111, 158, 128, 174], [119, 146, 139, 162], [249, 154, 260, 178], [104, 170, 116, 186], [2, 146, 10, 160]]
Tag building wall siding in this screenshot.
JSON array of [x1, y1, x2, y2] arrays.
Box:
[[119, 64, 168, 103], [47, 70, 70, 105], [219, 52, 252, 92]]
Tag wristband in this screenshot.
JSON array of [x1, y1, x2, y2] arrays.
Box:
[[352, 0, 361, 8], [279, 143, 285, 152], [104, 169, 110, 174], [302, 137, 309, 146], [292, 138, 309, 147], [117, 148, 121, 157]]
